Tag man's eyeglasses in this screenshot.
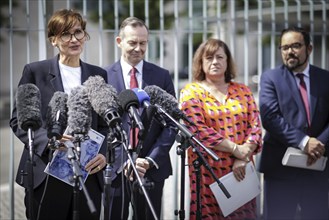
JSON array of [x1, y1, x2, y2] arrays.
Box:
[[60, 29, 86, 42], [278, 42, 304, 52]]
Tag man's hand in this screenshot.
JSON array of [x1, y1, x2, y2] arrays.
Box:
[[124, 158, 151, 181], [304, 137, 325, 166]]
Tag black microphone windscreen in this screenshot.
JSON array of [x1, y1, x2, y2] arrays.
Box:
[[16, 83, 42, 131], [118, 89, 140, 111], [67, 86, 92, 135], [46, 91, 68, 139], [145, 85, 194, 124], [83, 75, 120, 116]]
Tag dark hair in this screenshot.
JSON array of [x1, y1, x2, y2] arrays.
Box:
[[119, 16, 149, 38], [192, 38, 236, 83], [279, 26, 311, 47], [47, 9, 90, 42]]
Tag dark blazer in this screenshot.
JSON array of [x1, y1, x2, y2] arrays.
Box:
[[258, 64, 329, 179], [10, 55, 108, 190], [104, 60, 177, 183]]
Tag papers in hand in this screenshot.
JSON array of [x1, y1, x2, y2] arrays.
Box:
[[282, 147, 327, 171], [44, 128, 105, 187], [209, 162, 261, 217]]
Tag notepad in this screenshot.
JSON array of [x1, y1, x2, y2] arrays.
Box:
[[282, 147, 327, 171], [209, 162, 261, 217]]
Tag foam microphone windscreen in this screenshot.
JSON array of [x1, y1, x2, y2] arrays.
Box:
[[145, 85, 194, 124], [16, 83, 42, 131], [83, 75, 120, 116], [118, 89, 140, 111], [46, 91, 68, 139], [144, 85, 178, 111], [67, 86, 92, 135], [132, 88, 150, 106]]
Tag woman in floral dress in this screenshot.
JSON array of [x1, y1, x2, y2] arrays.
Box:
[[179, 38, 262, 219]]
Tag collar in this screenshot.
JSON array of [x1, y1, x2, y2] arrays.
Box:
[[293, 63, 310, 78], [120, 57, 143, 76]]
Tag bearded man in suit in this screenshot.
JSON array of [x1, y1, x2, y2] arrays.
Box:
[[259, 26, 329, 220]]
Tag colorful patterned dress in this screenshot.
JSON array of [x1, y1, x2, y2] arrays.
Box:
[[179, 82, 262, 220]]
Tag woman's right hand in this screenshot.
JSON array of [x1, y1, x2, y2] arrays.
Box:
[[232, 144, 252, 161]]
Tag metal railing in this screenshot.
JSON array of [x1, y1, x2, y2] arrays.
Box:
[[0, 0, 328, 219]]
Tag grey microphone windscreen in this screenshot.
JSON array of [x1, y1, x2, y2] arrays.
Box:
[[16, 83, 42, 131], [67, 86, 92, 135], [83, 75, 120, 116], [46, 91, 68, 139], [144, 85, 178, 110], [145, 85, 194, 124]]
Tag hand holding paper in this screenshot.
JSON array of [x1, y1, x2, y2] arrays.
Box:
[[282, 147, 327, 171], [210, 162, 261, 217]]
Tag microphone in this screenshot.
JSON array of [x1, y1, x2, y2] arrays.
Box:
[[83, 75, 124, 140], [16, 83, 42, 131], [118, 89, 144, 134], [46, 91, 68, 146], [132, 88, 166, 127], [144, 85, 194, 125], [67, 86, 92, 138]]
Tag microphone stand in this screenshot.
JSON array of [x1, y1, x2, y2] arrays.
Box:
[[27, 128, 35, 220], [174, 133, 189, 220], [68, 136, 96, 220], [103, 128, 123, 220], [155, 104, 231, 220], [122, 139, 159, 220]]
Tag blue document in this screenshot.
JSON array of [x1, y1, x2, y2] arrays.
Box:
[[44, 128, 105, 187]]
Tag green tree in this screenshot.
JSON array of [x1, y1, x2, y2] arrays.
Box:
[[84, 0, 175, 30]]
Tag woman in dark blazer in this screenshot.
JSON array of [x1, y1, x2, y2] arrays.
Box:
[[9, 9, 108, 220]]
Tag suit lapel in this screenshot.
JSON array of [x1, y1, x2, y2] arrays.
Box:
[[108, 61, 126, 92], [80, 60, 90, 84], [283, 67, 311, 123], [309, 65, 317, 122], [142, 61, 151, 88], [49, 55, 65, 92], [283, 68, 304, 106]]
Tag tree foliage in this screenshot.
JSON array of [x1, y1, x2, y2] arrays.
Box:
[[83, 0, 175, 30]]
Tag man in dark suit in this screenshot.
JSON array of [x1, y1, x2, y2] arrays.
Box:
[[104, 17, 177, 220], [259, 26, 329, 220]]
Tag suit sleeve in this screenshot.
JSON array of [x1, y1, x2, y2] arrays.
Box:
[[9, 64, 49, 157], [145, 69, 177, 168]]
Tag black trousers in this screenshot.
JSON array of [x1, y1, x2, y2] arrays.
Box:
[[25, 174, 102, 220], [108, 175, 164, 220]]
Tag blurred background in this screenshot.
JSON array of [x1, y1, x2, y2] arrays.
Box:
[[0, 0, 328, 219]]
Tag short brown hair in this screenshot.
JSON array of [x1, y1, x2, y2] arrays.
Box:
[[192, 38, 236, 83], [47, 9, 90, 42], [119, 16, 149, 39]]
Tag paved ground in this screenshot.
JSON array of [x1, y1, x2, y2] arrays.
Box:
[[0, 184, 26, 220]]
